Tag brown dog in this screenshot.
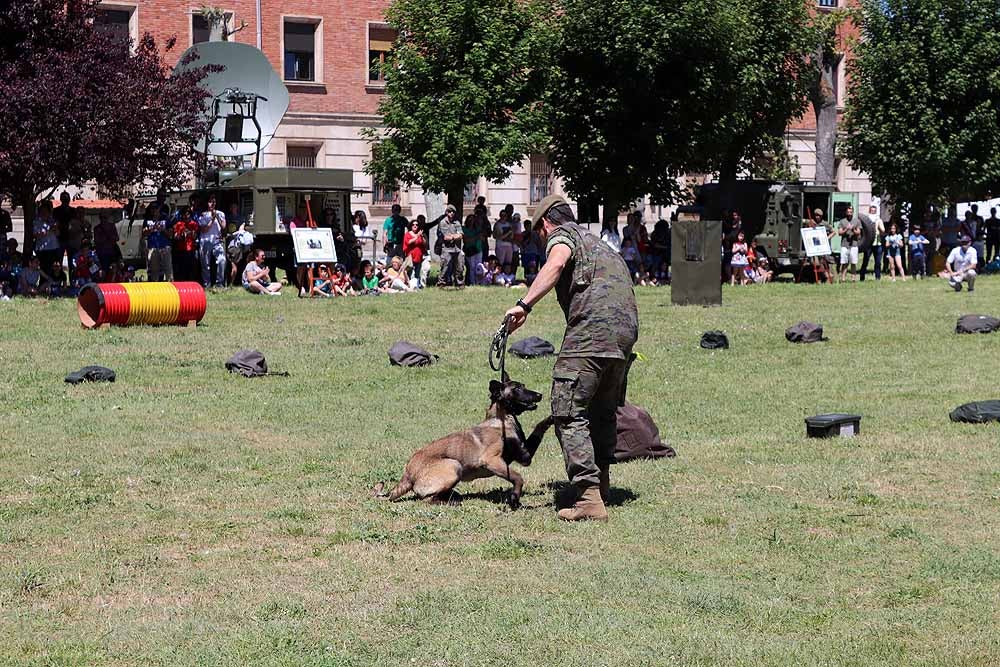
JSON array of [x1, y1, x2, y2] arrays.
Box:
[[375, 379, 553, 508]]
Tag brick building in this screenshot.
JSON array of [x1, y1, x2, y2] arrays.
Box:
[[94, 0, 871, 222]]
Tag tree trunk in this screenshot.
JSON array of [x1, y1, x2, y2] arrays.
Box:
[[19, 186, 36, 263], [601, 196, 620, 227], [575, 194, 599, 227], [813, 56, 838, 187], [446, 177, 466, 220], [718, 157, 739, 185]]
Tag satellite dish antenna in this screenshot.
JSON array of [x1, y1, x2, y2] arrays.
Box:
[[172, 41, 289, 166]]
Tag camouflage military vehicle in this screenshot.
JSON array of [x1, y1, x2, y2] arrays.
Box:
[[696, 180, 858, 274], [135, 167, 358, 276]]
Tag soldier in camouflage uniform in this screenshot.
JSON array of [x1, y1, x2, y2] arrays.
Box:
[[504, 195, 639, 521], [436, 205, 465, 287]]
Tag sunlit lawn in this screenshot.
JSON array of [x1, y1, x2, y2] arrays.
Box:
[[2, 276, 1000, 666]]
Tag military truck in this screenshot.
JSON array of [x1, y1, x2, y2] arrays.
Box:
[[140, 167, 358, 278], [696, 180, 858, 275]]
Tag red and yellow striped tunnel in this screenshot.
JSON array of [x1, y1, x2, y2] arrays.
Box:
[[78, 282, 207, 329]]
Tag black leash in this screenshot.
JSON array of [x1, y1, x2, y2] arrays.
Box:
[[489, 314, 512, 381]]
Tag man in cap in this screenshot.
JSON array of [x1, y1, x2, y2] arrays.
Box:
[[945, 234, 978, 292], [436, 204, 465, 287], [503, 195, 639, 521]]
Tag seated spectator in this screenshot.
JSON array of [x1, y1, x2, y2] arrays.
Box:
[[73, 242, 102, 289], [472, 256, 490, 285], [0, 256, 15, 300], [498, 262, 516, 288], [4, 239, 23, 267], [48, 260, 69, 297], [748, 256, 773, 284], [945, 234, 977, 292], [332, 264, 354, 296], [18, 256, 50, 297], [481, 255, 502, 286], [380, 256, 412, 292], [523, 257, 539, 286], [621, 238, 641, 281], [653, 259, 669, 286], [311, 264, 334, 297], [242, 249, 282, 295], [359, 261, 380, 295]]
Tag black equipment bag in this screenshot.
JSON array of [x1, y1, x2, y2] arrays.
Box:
[[65, 365, 116, 384], [949, 401, 1000, 424], [805, 413, 862, 437], [955, 314, 1000, 334], [226, 349, 288, 377], [510, 336, 556, 359], [786, 321, 828, 343], [388, 341, 438, 367], [700, 331, 729, 350], [614, 402, 676, 462]]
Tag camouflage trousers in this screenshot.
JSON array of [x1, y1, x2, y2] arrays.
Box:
[[550, 355, 629, 488], [439, 249, 465, 286]]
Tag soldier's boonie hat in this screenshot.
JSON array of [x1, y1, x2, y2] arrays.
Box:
[[813, 208, 824, 217], [535, 194, 568, 222], [445, 204, 457, 213]]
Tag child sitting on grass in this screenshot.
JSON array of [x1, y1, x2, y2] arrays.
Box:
[[359, 261, 380, 295], [497, 262, 516, 288], [380, 256, 412, 293], [311, 264, 334, 297], [332, 264, 354, 296]]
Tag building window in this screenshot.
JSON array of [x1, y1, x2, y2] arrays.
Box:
[[372, 179, 399, 206], [287, 145, 318, 168], [463, 180, 478, 206], [817, 0, 838, 7], [192, 14, 211, 44], [529, 155, 552, 204], [368, 24, 396, 84], [95, 7, 133, 45], [284, 20, 318, 82]]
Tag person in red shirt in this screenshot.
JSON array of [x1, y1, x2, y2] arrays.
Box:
[[172, 207, 200, 282], [402, 219, 428, 288]]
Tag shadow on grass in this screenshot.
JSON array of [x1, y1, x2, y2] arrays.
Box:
[[545, 480, 638, 509]]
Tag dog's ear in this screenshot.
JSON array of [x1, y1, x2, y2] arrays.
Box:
[[489, 379, 504, 400]]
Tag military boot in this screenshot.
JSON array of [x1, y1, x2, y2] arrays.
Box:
[[557, 486, 608, 522], [598, 465, 610, 504]]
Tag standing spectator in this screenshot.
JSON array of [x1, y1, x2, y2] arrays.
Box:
[[73, 241, 102, 288], [804, 210, 835, 284], [53, 192, 74, 263], [493, 209, 515, 267], [973, 211, 988, 273], [353, 210, 377, 264], [64, 207, 90, 277], [4, 239, 23, 268], [198, 195, 227, 288], [171, 208, 199, 282], [382, 204, 408, 260], [985, 207, 1000, 265], [0, 203, 12, 247], [92, 213, 120, 276], [600, 219, 621, 253], [837, 205, 862, 282], [621, 238, 642, 282], [946, 234, 977, 292], [403, 219, 428, 288], [242, 249, 282, 295], [463, 213, 485, 285], [144, 204, 173, 282], [940, 212, 960, 256], [858, 204, 885, 281], [33, 200, 62, 271], [884, 223, 907, 281], [522, 219, 544, 272], [648, 219, 670, 274], [729, 231, 749, 285], [437, 205, 465, 287], [510, 212, 524, 271], [908, 224, 930, 279]]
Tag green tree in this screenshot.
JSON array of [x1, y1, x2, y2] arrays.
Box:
[[545, 0, 813, 221], [843, 0, 1000, 217], [364, 0, 550, 215]]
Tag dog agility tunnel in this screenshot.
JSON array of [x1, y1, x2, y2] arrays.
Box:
[[77, 282, 207, 329]]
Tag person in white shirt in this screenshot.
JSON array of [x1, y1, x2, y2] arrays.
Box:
[[198, 195, 227, 288], [946, 234, 977, 292], [493, 210, 515, 266], [242, 249, 282, 295]]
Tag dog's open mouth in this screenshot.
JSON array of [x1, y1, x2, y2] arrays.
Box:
[[490, 379, 543, 414]]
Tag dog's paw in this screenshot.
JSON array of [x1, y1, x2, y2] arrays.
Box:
[[508, 493, 521, 510]]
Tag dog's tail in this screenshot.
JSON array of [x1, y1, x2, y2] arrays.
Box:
[[374, 474, 413, 501]]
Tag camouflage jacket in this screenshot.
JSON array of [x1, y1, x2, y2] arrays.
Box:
[[546, 222, 639, 359]]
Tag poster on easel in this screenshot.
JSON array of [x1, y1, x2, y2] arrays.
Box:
[[292, 228, 338, 264], [801, 227, 832, 257]]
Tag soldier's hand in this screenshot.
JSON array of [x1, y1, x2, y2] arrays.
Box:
[[505, 306, 528, 333]]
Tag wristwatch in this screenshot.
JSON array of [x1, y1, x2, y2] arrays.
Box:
[[516, 298, 532, 314]]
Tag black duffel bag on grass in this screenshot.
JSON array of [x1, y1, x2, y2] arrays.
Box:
[[389, 341, 438, 367], [949, 401, 1000, 424], [955, 314, 1000, 334]]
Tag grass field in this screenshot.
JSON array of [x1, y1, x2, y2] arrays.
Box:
[[3, 277, 1000, 666]]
